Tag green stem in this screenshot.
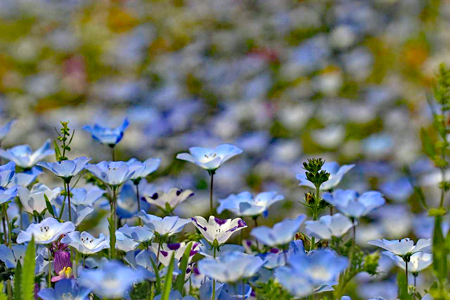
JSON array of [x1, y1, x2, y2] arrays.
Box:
[[6, 280, 11, 300], [67, 181, 72, 221], [405, 260, 409, 289], [136, 183, 141, 226], [156, 240, 162, 264], [212, 246, 217, 300], [2, 204, 10, 247], [209, 172, 214, 216], [110, 186, 117, 259]]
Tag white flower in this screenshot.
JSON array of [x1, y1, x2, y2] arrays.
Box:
[[149, 241, 200, 267], [61, 231, 110, 254], [250, 215, 306, 247], [136, 211, 191, 237], [17, 217, 75, 244], [191, 216, 247, 245], [296, 162, 354, 190], [368, 238, 431, 257], [18, 184, 62, 214], [176, 144, 242, 171], [217, 191, 284, 217], [305, 213, 354, 240], [144, 187, 194, 212], [383, 251, 432, 273]]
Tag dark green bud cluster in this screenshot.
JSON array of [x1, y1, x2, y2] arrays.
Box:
[[303, 158, 330, 188]]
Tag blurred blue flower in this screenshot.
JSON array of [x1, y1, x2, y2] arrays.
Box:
[[199, 278, 224, 300], [16, 217, 75, 244], [322, 189, 385, 218], [77, 260, 145, 298], [38, 279, 90, 300], [217, 191, 284, 217], [0, 162, 15, 188], [250, 215, 305, 247], [296, 162, 354, 191], [305, 213, 354, 240], [0, 119, 15, 142], [128, 157, 161, 181], [191, 216, 247, 245], [61, 231, 110, 254], [176, 144, 243, 172], [86, 161, 135, 186], [37, 156, 91, 181], [0, 139, 54, 169], [18, 184, 62, 214], [0, 244, 26, 268], [379, 177, 413, 202], [219, 283, 252, 300], [83, 118, 129, 147], [116, 181, 150, 219], [368, 238, 431, 257], [69, 187, 105, 206], [7, 167, 41, 188], [116, 224, 153, 243], [0, 186, 17, 205], [137, 211, 191, 237], [198, 251, 264, 282]]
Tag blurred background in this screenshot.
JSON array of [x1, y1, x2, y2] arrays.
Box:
[[0, 0, 449, 298]]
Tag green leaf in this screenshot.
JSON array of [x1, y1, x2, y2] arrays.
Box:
[[161, 253, 175, 300], [53, 140, 62, 161], [22, 236, 36, 300], [432, 216, 447, 282], [44, 194, 55, 218], [150, 256, 161, 295], [0, 282, 7, 300], [397, 271, 412, 300], [174, 242, 193, 293], [14, 261, 22, 300], [420, 128, 436, 159]]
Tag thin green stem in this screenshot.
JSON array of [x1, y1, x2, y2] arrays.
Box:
[[212, 246, 217, 300], [3, 204, 11, 248], [136, 183, 141, 226], [405, 260, 409, 290], [111, 146, 116, 161], [6, 280, 11, 300], [67, 181, 72, 221], [156, 240, 162, 264], [209, 172, 214, 216]]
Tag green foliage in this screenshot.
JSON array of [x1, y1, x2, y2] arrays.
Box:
[[22, 237, 35, 300], [397, 272, 413, 300], [44, 194, 56, 218], [432, 217, 447, 282], [0, 282, 7, 300], [161, 253, 176, 300], [14, 261, 22, 300], [54, 121, 74, 162], [253, 279, 292, 300], [108, 215, 116, 259], [174, 242, 193, 294], [303, 158, 330, 188]]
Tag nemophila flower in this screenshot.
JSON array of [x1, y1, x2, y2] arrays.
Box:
[[219, 283, 252, 300], [275, 250, 347, 297], [61, 231, 110, 254], [322, 189, 385, 219], [199, 278, 224, 300], [116, 224, 154, 244], [125, 250, 180, 281], [0, 120, 15, 142], [368, 238, 432, 257], [127, 157, 161, 181], [115, 182, 150, 219], [0, 162, 15, 187], [191, 216, 247, 245], [250, 215, 306, 247], [115, 230, 140, 252], [176, 144, 243, 172], [150, 241, 200, 266], [37, 157, 91, 181], [38, 279, 91, 300], [137, 211, 191, 237], [51, 250, 73, 282], [0, 244, 27, 268], [7, 168, 40, 188], [144, 187, 194, 212], [83, 118, 130, 147], [77, 260, 145, 298], [86, 161, 135, 186], [199, 239, 244, 258], [18, 184, 62, 214], [69, 187, 105, 206], [217, 191, 284, 217], [198, 251, 264, 282], [296, 162, 355, 190], [0, 186, 18, 205], [0, 139, 54, 169], [305, 213, 354, 240], [54, 202, 94, 226], [380, 177, 413, 202], [383, 251, 432, 273], [16, 217, 75, 244]]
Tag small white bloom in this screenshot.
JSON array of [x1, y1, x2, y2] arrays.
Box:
[[17, 217, 75, 244], [191, 216, 247, 245], [62, 231, 110, 254]]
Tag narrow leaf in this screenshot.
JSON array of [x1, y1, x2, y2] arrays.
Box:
[[432, 216, 447, 281], [14, 261, 22, 300], [174, 242, 193, 293], [0, 282, 7, 300], [53, 141, 61, 161], [150, 256, 161, 294], [22, 236, 36, 300], [44, 195, 55, 218], [420, 128, 436, 159], [161, 253, 176, 300], [397, 271, 412, 300]]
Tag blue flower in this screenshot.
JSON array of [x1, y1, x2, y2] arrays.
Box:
[[198, 251, 264, 282], [0, 162, 15, 188], [136, 211, 191, 237], [219, 283, 252, 300], [322, 189, 385, 218], [86, 161, 135, 186], [83, 118, 129, 146], [7, 167, 41, 188], [115, 181, 150, 219], [37, 157, 91, 181], [69, 187, 105, 206], [217, 191, 284, 217], [38, 279, 91, 300], [77, 260, 145, 298], [199, 278, 224, 300], [176, 144, 243, 171], [0, 139, 54, 168], [116, 224, 154, 243], [305, 213, 354, 240], [296, 162, 354, 191], [0, 119, 15, 141], [53, 201, 94, 226], [61, 231, 110, 254], [128, 157, 161, 181], [0, 186, 18, 205], [275, 250, 347, 297], [380, 177, 413, 202], [0, 244, 27, 268], [250, 215, 305, 247], [16, 217, 75, 244]]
